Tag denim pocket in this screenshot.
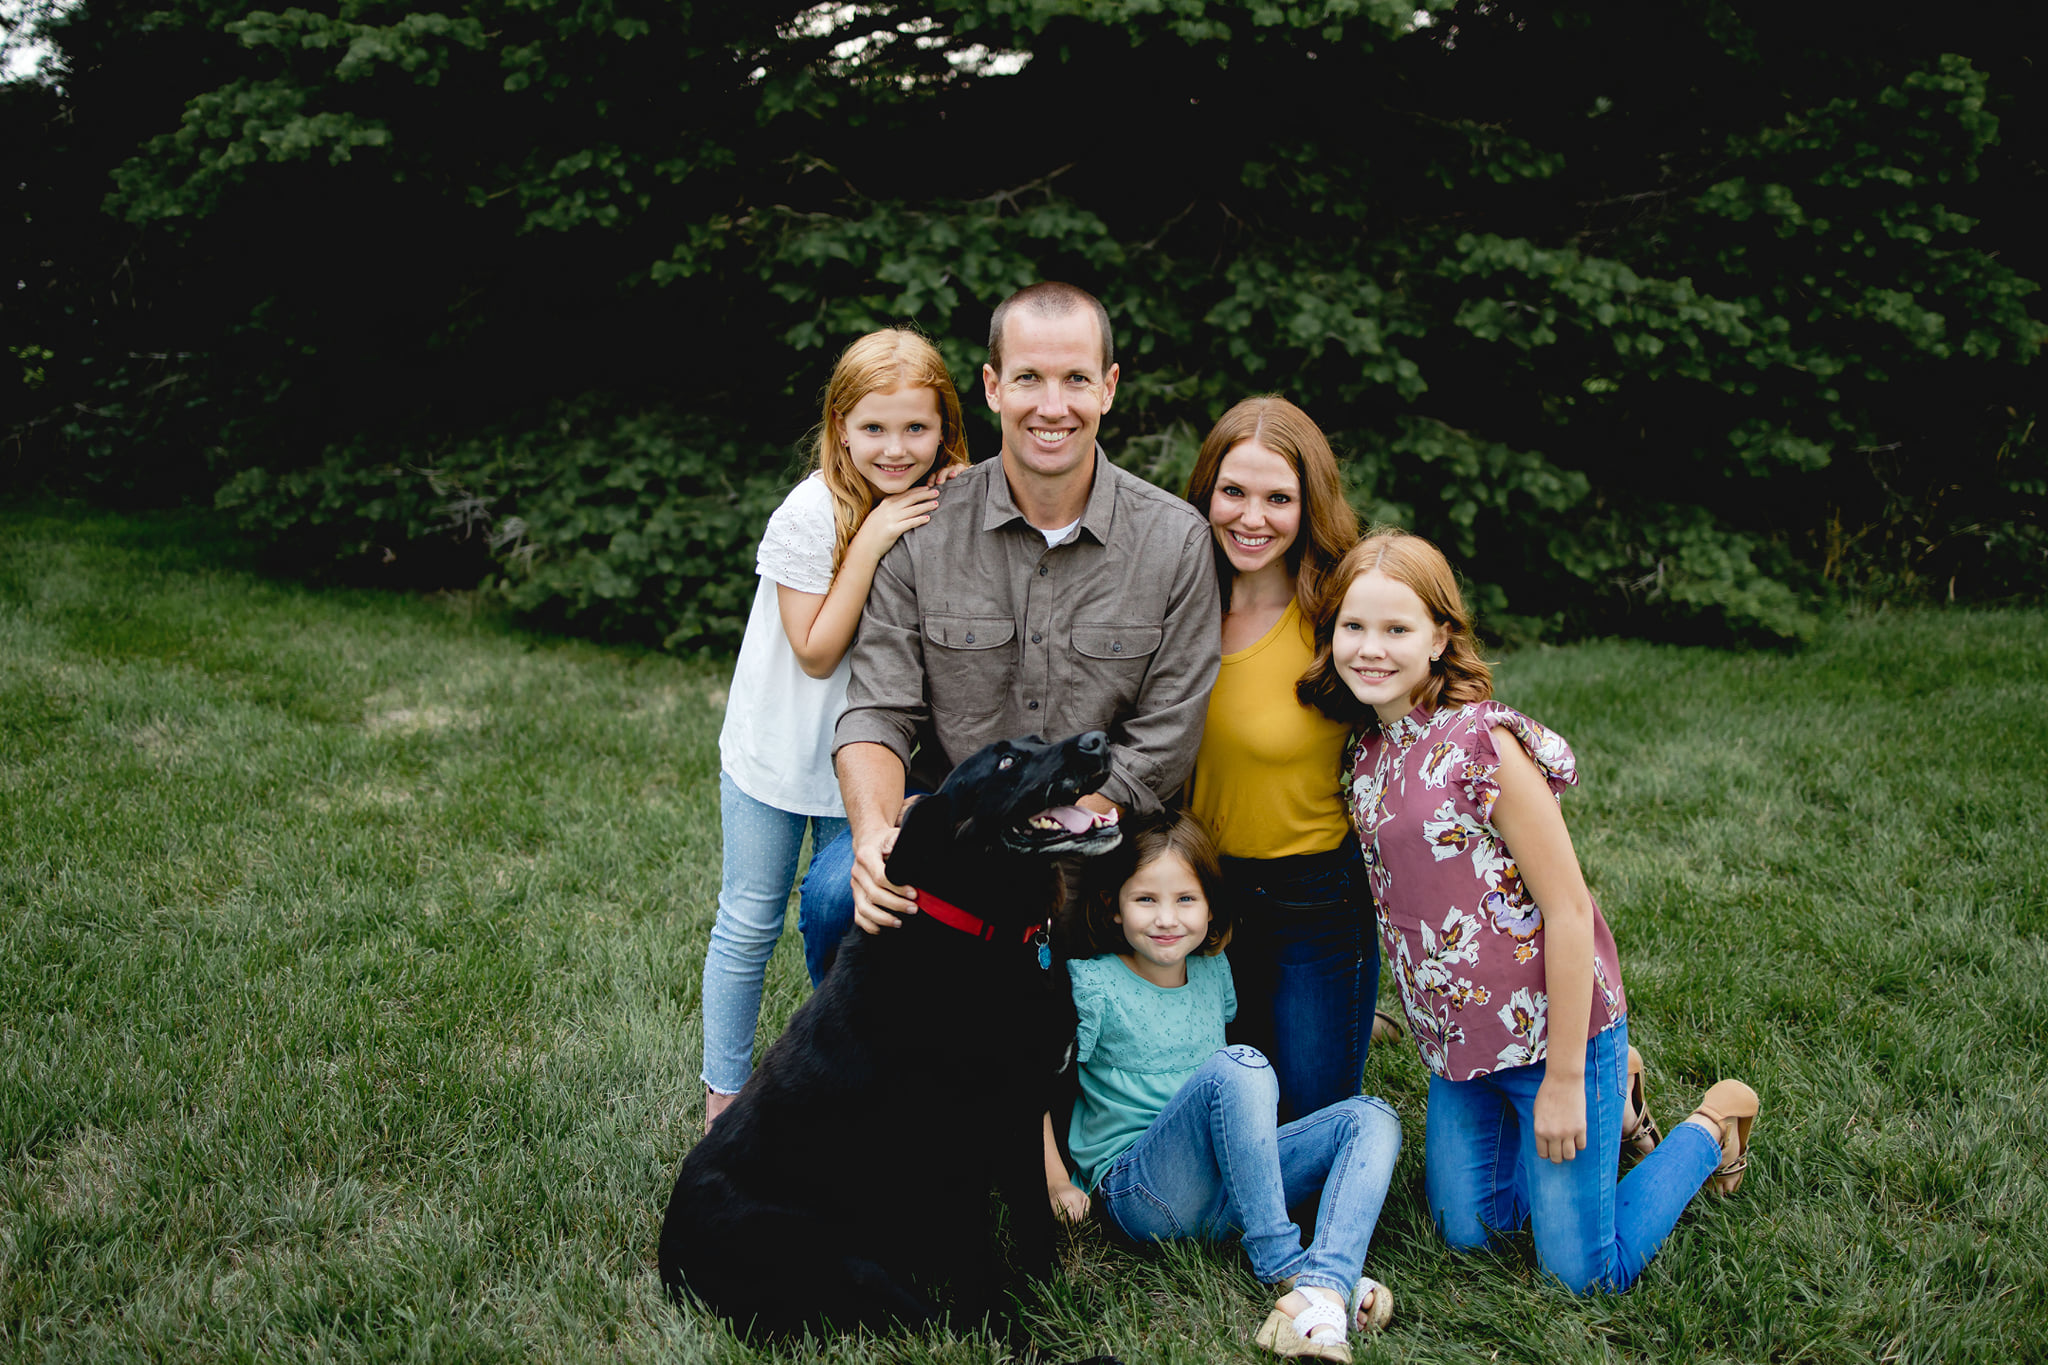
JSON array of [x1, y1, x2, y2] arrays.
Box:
[[1099, 1169, 1184, 1243]]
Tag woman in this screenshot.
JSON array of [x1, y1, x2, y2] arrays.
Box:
[[1183, 395, 1387, 1123]]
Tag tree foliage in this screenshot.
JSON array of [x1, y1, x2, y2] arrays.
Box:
[[4, 0, 2042, 647]]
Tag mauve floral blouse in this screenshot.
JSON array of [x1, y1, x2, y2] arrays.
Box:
[[1345, 700, 1626, 1081]]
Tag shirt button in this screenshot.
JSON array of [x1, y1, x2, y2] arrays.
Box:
[[1111, 641, 1122, 653], [1031, 632, 1042, 644], [1037, 565, 1048, 576], [965, 632, 975, 643], [1028, 700, 1039, 710]]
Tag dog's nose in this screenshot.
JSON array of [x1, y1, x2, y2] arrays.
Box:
[[1078, 731, 1108, 755]]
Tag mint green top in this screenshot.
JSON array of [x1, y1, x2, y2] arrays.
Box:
[[1066, 951, 1237, 1191]]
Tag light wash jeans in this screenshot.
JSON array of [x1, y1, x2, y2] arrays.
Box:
[[1424, 1018, 1724, 1293], [1097, 1045, 1402, 1298], [698, 773, 848, 1095]]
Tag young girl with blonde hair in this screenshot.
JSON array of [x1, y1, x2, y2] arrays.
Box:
[[700, 329, 968, 1127], [1297, 528, 1760, 1292]]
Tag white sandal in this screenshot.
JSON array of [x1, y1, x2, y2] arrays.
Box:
[[1255, 1287, 1352, 1362]]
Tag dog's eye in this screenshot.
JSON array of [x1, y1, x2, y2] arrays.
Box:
[[997, 755, 1015, 770]]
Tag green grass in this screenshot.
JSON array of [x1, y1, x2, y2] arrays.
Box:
[[2, 502, 2044, 1364]]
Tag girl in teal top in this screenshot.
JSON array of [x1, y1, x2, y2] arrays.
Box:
[[1048, 815, 1404, 1363]]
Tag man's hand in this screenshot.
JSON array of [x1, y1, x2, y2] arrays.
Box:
[[1534, 1071, 1588, 1163], [850, 823, 919, 932], [1076, 791, 1119, 819]]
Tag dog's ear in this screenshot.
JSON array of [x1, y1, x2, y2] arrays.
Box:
[[884, 790, 953, 884]]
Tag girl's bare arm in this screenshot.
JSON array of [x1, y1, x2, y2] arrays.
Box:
[[1490, 725, 1598, 1163], [776, 484, 940, 678], [1044, 1112, 1089, 1222]]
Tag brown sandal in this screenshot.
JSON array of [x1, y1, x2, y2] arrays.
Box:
[[1691, 1079, 1760, 1195], [1621, 1046, 1662, 1160], [1370, 1009, 1404, 1047]]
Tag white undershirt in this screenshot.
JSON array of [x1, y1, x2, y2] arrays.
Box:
[[1038, 516, 1082, 548]]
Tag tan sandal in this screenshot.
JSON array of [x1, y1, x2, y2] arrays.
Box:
[[1691, 1079, 1760, 1195], [1370, 1009, 1404, 1047], [1621, 1046, 1662, 1160], [1352, 1275, 1394, 1333]]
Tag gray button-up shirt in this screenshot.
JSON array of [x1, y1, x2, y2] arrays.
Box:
[[834, 446, 1221, 815]]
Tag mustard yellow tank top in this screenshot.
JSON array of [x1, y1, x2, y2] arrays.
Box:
[[1188, 598, 1353, 859]]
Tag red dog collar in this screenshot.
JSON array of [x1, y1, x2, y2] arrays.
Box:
[[917, 890, 1040, 946]]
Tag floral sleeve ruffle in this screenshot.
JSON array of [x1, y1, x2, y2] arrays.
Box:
[[1458, 702, 1579, 827]]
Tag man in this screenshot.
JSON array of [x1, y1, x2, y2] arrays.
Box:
[[797, 281, 1221, 969]]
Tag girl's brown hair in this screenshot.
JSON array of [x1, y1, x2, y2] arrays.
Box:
[[1078, 813, 1233, 960], [1182, 396, 1360, 615], [813, 328, 971, 574], [1295, 528, 1494, 729]]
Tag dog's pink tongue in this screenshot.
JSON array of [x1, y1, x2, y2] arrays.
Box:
[[1041, 805, 1097, 834]]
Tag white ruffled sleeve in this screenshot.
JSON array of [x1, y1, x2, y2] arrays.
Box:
[[754, 475, 838, 596]]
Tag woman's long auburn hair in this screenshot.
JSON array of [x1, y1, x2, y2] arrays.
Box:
[[1296, 529, 1494, 730], [813, 329, 971, 574], [1183, 396, 1359, 616]]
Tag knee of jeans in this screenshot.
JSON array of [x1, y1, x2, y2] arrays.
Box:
[[708, 903, 782, 952], [1343, 1095, 1403, 1147], [1432, 1201, 1495, 1253], [1536, 1252, 1605, 1296], [1208, 1045, 1279, 1101], [797, 879, 853, 936]]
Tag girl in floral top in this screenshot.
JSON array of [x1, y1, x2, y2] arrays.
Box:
[[1295, 529, 1760, 1294]]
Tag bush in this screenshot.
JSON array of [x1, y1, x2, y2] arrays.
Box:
[[10, 1, 2043, 648], [216, 403, 796, 652]]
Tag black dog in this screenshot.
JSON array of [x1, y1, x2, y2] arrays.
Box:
[[660, 731, 1123, 1340]]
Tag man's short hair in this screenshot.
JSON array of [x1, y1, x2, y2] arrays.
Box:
[[986, 282, 1115, 379]]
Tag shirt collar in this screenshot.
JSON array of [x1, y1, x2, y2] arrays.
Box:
[[979, 445, 1117, 545], [1387, 703, 1435, 750]]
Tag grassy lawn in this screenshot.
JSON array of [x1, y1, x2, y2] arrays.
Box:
[[2, 503, 2044, 1364]]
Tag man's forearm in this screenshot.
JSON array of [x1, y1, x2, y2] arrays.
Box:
[[836, 741, 908, 844]]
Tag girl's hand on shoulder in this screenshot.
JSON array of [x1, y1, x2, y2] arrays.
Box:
[[926, 460, 968, 488], [1534, 1071, 1587, 1163], [852, 485, 942, 559]]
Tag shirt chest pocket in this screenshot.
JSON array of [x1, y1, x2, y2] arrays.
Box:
[[1068, 622, 1163, 710], [924, 613, 1016, 721]]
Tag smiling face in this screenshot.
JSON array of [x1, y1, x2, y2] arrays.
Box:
[[1114, 850, 1212, 987], [1332, 569, 1451, 728], [836, 384, 945, 495], [1208, 440, 1303, 583], [982, 308, 1119, 488]]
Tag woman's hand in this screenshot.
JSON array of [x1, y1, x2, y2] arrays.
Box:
[[850, 484, 941, 561], [1049, 1181, 1091, 1224], [1534, 1070, 1587, 1163]]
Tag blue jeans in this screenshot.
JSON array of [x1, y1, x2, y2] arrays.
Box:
[[796, 783, 930, 987], [796, 823, 858, 987], [1099, 1046, 1402, 1298], [1221, 837, 1380, 1122], [698, 774, 848, 1094], [1424, 1019, 1724, 1293]]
